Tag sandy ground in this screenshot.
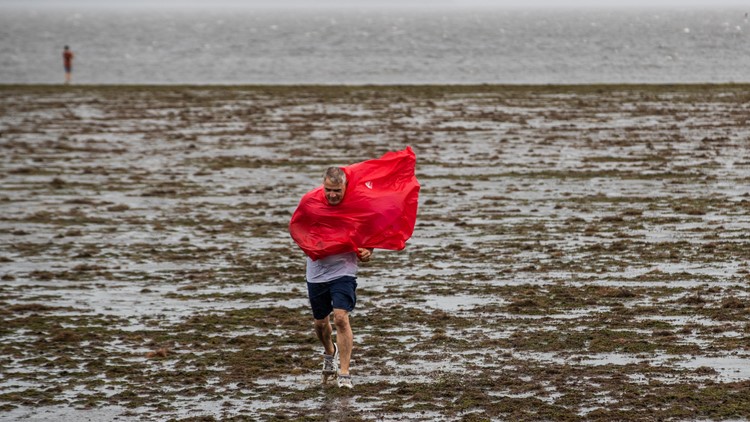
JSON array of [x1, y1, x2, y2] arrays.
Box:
[[1, 84, 750, 421]]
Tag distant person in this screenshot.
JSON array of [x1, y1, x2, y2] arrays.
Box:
[[63, 46, 74, 84]]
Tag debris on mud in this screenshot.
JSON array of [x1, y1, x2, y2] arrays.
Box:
[[1, 84, 750, 420]]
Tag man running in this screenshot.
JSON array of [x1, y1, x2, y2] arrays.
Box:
[[290, 147, 419, 389], [305, 167, 372, 389]]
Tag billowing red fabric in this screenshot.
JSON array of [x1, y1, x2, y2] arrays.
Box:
[[289, 146, 420, 261]]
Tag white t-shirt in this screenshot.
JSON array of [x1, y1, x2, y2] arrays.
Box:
[[306, 252, 358, 283]]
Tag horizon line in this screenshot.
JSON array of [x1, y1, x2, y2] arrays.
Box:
[[2, 2, 750, 11]]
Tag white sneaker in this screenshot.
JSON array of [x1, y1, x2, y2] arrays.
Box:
[[322, 343, 338, 376], [337, 374, 353, 389]]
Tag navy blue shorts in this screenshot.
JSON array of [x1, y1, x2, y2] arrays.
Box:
[[307, 276, 357, 320]]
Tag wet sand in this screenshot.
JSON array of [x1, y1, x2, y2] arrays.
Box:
[[1, 84, 750, 421]]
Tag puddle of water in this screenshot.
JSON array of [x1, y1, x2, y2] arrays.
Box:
[[514, 350, 750, 383], [1, 405, 133, 422]]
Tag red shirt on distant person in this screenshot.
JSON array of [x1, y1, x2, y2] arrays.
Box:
[[63, 47, 73, 70], [63, 45, 74, 84]]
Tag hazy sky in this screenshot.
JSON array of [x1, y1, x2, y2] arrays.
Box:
[[2, 0, 749, 9]]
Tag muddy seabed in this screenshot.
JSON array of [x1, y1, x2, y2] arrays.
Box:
[[1, 85, 750, 421]]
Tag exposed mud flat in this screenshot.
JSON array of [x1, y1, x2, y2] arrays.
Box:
[[1, 84, 750, 421]]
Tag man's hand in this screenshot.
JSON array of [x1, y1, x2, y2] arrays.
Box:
[[357, 248, 373, 262]]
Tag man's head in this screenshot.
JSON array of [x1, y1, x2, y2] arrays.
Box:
[[323, 167, 346, 206]]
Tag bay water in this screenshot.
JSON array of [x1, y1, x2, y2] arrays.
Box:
[[1, 7, 749, 84]]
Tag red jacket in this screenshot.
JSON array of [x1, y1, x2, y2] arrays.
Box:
[[290, 147, 420, 260]]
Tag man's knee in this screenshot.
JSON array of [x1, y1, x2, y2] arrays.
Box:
[[313, 317, 330, 330], [332, 309, 349, 329]]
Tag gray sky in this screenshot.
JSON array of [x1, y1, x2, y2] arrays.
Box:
[[2, 0, 750, 8]]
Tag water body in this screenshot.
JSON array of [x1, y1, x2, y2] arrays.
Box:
[[1, 8, 749, 84]]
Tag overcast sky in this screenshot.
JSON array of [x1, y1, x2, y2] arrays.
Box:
[[2, 0, 749, 9]]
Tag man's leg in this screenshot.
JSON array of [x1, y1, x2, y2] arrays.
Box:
[[332, 308, 353, 375], [313, 316, 335, 356]]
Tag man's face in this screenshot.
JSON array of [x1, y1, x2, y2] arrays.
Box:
[[324, 178, 346, 206]]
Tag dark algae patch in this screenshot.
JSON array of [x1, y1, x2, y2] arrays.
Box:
[[1, 84, 750, 420]]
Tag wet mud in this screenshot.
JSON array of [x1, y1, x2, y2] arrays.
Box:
[[1, 84, 750, 421]]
